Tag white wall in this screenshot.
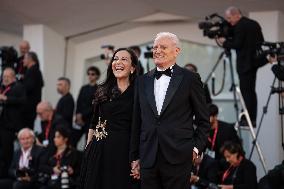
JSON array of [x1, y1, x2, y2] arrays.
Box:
[[0, 31, 22, 50]]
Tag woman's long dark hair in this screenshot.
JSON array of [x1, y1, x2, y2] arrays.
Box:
[[95, 48, 139, 103]]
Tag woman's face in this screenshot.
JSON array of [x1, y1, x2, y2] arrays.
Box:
[[54, 131, 68, 147], [112, 50, 135, 79], [223, 150, 239, 166]]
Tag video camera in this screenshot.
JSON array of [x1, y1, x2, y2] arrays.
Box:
[[199, 13, 232, 39], [100, 45, 115, 60], [257, 41, 284, 58], [0, 46, 18, 69], [257, 41, 284, 81]]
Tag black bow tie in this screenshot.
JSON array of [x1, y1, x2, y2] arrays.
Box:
[[154, 67, 173, 80]]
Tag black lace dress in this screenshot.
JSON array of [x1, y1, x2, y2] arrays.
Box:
[[79, 85, 139, 189]]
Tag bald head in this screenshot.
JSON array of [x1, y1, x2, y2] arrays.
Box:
[[19, 40, 30, 56], [2, 68, 16, 86], [225, 6, 242, 26], [37, 101, 54, 121]]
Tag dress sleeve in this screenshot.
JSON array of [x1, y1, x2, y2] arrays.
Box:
[[89, 100, 100, 129]]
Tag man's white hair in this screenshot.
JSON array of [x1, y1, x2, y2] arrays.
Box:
[[18, 128, 35, 139], [155, 32, 180, 47]]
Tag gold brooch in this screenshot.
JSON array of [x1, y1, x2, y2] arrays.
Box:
[[94, 117, 108, 141]]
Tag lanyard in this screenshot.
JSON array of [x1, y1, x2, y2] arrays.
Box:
[[54, 153, 62, 166], [0, 86, 11, 95], [222, 165, 234, 183], [45, 120, 52, 140], [208, 125, 218, 150]]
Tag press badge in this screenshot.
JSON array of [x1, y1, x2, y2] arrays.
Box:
[[205, 148, 215, 159], [43, 140, 49, 147]]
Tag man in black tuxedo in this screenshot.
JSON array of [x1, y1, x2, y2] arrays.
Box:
[[0, 128, 45, 189], [218, 7, 267, 125], [22, 52, 44, 129], [130, 32, 210, 189], [0, 68, 26, 177]]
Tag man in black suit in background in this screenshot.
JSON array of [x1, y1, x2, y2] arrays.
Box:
[[22, 52, 44, 129], [0, 68, 26, 177], [218, 7, 267, 126], [55, 77, 75, 128], [130, 32, 210, 189]]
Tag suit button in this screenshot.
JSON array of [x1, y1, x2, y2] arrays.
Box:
[[157, 121, 161, 125]]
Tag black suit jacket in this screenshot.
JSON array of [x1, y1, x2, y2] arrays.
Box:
[[0, 82, 26, 132], [8, 145, 45, 182], [130, 65, 210, 168], [56, 93, 75, 127], [22, 64, 44, 119], [223, 17, 266, 74]]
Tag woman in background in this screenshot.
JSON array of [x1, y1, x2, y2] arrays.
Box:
[[219, 141, 257, 189]]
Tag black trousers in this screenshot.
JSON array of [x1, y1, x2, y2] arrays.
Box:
[[0, 129, 15, 177], [141, 149, 191, 189], [239, 69, 257, 123]]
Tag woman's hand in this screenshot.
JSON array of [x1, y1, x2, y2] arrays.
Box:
[[53, 166, 61, 175]]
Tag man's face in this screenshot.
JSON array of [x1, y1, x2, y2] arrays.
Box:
[[225, 12, 241, 26], [23, 54, 32, 67], [37, 106, 50, 121], [153, 37, 180, 68], [19, 42, 30, 56], [56, 80, 68, 95], [19, 132, 34, 150], [87, 71, 98, 83], [2, 70, 16, 86]]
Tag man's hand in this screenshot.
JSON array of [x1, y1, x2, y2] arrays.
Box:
[[130, 160, 140, 179], [217, 37, 226, 45], [19, 173, 31, 182], [190, 175, 199, 183], [0, 94, 7, 101], [53, 166, 61, 175], [219, 184, 234, 189], [192, 151, 198, 164], [75, 113, 85, 126]]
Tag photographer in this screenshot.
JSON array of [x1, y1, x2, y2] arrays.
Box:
[[0, 128, 45, 189], [38, 126, 81, 189], [217, 7, 267, 126], [0, 68, 26, 177]]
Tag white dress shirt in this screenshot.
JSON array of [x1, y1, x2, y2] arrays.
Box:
[[154, 66, 173, 115], [19, 147, 32, 169]]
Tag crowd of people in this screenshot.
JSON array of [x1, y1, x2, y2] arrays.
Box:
[[0, 6, 283, 189]]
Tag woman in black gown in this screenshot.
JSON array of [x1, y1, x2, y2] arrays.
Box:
[[79, 48, 139, 189]]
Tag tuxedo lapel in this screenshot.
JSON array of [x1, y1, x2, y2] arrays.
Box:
[[145, 70, 159, 117], [160, 65, 184, 116]]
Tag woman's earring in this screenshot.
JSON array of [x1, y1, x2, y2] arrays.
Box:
[[131, 71, 134, 74]]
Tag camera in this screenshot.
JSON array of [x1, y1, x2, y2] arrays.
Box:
[[0, 46, 18, 69], [144, 46, 153, 59], [257, 41, 284, 81], [16, 167, 32, 178], [100, 45, 115, 60], [199, 13, 232, 39]]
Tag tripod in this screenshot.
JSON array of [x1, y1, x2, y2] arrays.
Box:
[[248, 75, 284, 165], [205, 48, 239, 123]]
